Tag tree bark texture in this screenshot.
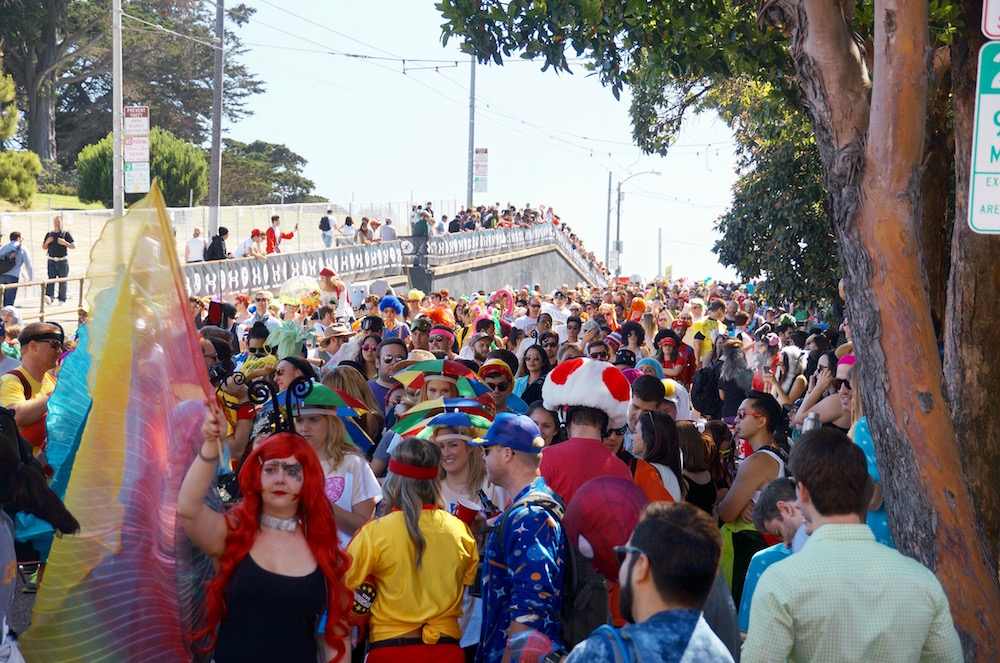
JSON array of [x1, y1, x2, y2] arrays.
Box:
[[919, 48, 952, 328], [759, 0, 1000, 656], [946, 0, 1000, 610]]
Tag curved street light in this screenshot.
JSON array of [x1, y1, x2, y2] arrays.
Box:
[[613, 170, 661, 279]]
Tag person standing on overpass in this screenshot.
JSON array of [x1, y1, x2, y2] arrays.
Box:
[[42, 216, 75, 306]]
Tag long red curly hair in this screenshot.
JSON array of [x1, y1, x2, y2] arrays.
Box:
[[196, 433, 352, 661]]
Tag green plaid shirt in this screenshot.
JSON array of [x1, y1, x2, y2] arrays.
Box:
[[742, 524, 962, 663]]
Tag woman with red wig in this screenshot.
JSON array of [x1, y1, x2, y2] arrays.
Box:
[[178, 401, 352, 663]]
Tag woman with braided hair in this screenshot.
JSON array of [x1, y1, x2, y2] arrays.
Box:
[[344, 437, 478, 662]]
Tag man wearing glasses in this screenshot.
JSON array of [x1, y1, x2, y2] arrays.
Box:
[[480, 359, 516, 413], [585, 340, 610, 361], [0, 322, 63, 459], [427, 324, 455, 358], [565, 503, 734, 662], [715, 391, 786, 604], [514, 298, 542, 336], [248, 290, 281, 333], [368, 338, 407, 414]]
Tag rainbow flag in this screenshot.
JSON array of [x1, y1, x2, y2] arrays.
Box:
[[20, 184, 215, 661]]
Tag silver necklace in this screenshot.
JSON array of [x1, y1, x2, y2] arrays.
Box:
[[260, 513, 298, 532]]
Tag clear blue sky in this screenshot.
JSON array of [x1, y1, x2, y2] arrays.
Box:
[[225, 1, 741, 282]]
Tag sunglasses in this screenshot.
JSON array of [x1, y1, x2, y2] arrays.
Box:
[[589, 352, 609, 360], [362, 344, 378, 351], [429, 335, 450, 343], [833, 378, 853, 391], [542, 342, 558, 348], [485, 381, 509, 392], [255, 297, 268, 303], [381, 355, 406, 363], [736, 409, 765, 420], [529, 303, 541, 309], [247, 347, 268, 356], [613, 545, 646, 567]]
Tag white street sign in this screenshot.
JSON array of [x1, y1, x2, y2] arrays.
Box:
[[124, 136, 150, 162], [473, 176, 487, 193], [985, 0, 1000, 39], [969, 42, 1000, 232], [124, 161, 151, 193], [123, 106, 150, 135]]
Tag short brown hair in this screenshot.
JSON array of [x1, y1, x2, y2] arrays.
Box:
[[789, 428, 869, 516], [631, 502, 721, 609]]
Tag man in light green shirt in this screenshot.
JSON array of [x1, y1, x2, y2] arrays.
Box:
[[742, 428, 962, 663]]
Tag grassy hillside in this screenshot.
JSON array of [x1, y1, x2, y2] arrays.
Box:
[[0, 193, 106, 213]]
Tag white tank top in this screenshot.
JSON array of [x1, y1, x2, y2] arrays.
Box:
[[751, 447, 786, 503]]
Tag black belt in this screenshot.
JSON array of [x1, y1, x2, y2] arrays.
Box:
[[368, 636, 459, 650]]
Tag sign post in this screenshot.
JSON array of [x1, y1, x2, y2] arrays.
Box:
[[473, 147, 488, 193], [123, 105, 151, 195]]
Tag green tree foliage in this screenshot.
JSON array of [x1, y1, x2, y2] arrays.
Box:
[[0, 54, 41, 208], [76, 127, 207, 208], [709, 79, 839, 308], [1, 0, 264, 164], [220, 140, 320, 205]]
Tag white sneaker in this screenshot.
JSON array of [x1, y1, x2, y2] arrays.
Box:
[[45, 296, 53, 304]]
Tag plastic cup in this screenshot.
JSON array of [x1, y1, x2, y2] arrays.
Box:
[[453, 498, 482, 526]]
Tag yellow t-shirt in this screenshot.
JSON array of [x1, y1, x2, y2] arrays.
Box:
[[345, 508, 478, 643], [693, 318, 721, 359], [0, 369, 55, 408]]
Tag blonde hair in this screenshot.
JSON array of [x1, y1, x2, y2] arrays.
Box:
[[5, 325, 20, 341], [322, 367, 384, 441], [432, 425, 487, 494], [312, 414, 359, 468], [382, 438, 443, 568], [640, 312, 656, 346], [418, 377, 459, 402]]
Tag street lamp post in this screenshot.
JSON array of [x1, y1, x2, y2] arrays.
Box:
[[614, 170, 661, 280]]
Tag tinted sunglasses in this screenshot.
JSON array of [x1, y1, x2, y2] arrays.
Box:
[[833, 378, 853, 391], [589, 351, 609, 360], [485, 381, 509, 392], [247, 347, 268, 356]]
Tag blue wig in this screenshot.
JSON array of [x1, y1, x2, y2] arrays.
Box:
[[635, 357, 665, 380], [379, 294, 404, 315]]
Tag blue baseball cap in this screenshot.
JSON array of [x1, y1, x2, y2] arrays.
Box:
[[470, 413, 545, 454]]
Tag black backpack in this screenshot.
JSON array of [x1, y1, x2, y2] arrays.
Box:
[[0, 248, 18, 274], [494, 491, 610, 649], [690, 361, 722, 416], [319, 215, 331, 232]]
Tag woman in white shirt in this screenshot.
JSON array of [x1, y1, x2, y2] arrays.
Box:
[[294, 383, 382, 549], [185, 227, 207, 263]]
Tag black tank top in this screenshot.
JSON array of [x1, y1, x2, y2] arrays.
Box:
[[214, 554, 326, 663]]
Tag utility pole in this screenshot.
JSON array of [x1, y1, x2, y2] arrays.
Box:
[[111, 0, 124, 217], [466, 55, 476, 209], [658, 226, 662, 278], [615, 170, 662, 280], [615, 181, 622, 280], [605, 171, 612, 267], [207, 0, 225, 237]]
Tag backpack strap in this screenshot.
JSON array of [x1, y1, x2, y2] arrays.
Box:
[[596, 624, 631, 663], [6, 369, 30, 400], [494, 491, 564, 552]]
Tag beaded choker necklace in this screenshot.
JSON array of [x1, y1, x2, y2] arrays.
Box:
[[260, 513, 298, 532]]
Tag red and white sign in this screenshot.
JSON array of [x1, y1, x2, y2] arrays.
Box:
[[124, 136, 150, 162], [985, 0, 1000, 39], [123, 106, 150, 135]]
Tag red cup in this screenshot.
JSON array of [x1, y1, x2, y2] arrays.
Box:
[[452, 499, 482, 526]]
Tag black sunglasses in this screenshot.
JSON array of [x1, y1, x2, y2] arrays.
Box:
[[247, 347, 268, 356], [613, 545, 646, 566], [590, 352, 609, 360], [486, 381, 509, 392], [832, 378, 852, 391]]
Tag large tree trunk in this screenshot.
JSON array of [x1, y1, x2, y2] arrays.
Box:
[[26, 78, 56, 161], [758, 0, 1000, 656], [946, 0, 1000, 583]]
